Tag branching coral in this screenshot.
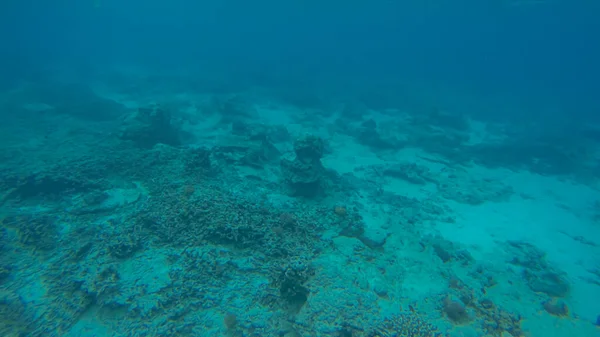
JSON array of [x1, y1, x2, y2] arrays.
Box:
[[370, 313, 445, 337]]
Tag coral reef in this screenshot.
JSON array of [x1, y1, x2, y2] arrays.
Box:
[[4, 214, 59, 252], [275, 258, 314, 312], [0, 290, 32, 336], [506, 241, 571, 297], [1, 73, 598, 337], [369, 313, 445, 337]]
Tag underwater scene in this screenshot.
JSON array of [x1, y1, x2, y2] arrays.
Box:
[[1, 1, 600, 336]]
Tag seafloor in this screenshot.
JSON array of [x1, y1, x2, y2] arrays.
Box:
[[1, 75, 599, 337]]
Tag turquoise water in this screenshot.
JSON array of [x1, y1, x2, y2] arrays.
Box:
[[1, 1, 599, 336]]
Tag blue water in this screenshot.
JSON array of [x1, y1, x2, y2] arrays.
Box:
[[1, 1, 600, 336]]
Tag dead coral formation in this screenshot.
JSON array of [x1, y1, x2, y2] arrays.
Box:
[[281, 135, 327, 197]]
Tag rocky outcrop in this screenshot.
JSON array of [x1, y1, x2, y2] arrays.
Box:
[[281, 135, 326, 197], [119, 104, 180, 148]]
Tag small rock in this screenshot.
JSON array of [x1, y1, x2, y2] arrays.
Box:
[[542, 299, 569, 316], [525, 270, 570, 298], [359, 227, 390, 248], [371, 279, 388, 297]]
